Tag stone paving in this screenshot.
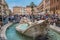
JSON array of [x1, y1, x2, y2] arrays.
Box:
[[49, 25, 60, 33], [0, 22, 12, 40]]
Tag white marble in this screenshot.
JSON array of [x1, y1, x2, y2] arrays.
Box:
[[49, 25, 60, 33], [1, 22, 12, 40]]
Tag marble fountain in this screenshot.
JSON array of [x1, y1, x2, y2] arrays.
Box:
[[16, 20, 48, 37]]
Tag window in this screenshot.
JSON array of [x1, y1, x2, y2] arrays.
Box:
[[57, 0, 59, 2], [0, 7, 1, 13], [0, 15, 2, 21], [54, 0, 55, 3], [45, 0, 49, 3], [56, 7, 57, 10], [0, 7, 1, 9], [3, 5, 5, 8], [0, 0, 2, 2]]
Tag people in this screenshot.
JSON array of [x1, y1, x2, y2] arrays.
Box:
[[20, 17, 32, 25]]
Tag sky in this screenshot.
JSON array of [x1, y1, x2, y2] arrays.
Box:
[[5, 0, 42, 10]]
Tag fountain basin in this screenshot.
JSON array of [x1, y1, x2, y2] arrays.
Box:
[[16, 23, 29, 33], [16, 20, 48, 37], [6, 23, 60, 40], [6, 23, 33, 40], [47, 25, 60, 40]]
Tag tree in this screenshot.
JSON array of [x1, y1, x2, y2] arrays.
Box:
[[30, 2, 36, 22]]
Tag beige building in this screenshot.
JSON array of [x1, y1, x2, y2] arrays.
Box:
[[37, 0, 60, 14], [25, 6, 39, 15], [13, 6, 39, 15], [0, 0, 10, 26], [0, 0, 9, 15], [50, 0, 60, 14], [33, 7, 39, 15], [13, 6, 21, 15], [44, 0, 50, 14], [13, 6, 26, 15], [37, 0, 46, 14], [25, 6, 32, 15]]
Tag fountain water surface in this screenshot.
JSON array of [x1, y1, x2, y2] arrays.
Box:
[[6, 24, 33, 40]]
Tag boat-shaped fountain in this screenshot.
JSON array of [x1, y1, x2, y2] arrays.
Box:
[[16, 19, 48, 37]]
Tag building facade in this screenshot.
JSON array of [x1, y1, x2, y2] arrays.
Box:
[[37, 2, 44, 13], [25, 6, 31, 15], [37, 0, 46, 15], [13, 6, 26, 15], [37, 0, 60, 14], [13, 6, 39, 15], [0, 0, 10, 26], [13, 6, 21, 15], [50, 0, 60, 14], [45, 0, 50, 14]]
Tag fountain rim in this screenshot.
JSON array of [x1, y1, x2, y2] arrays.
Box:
[[1, 23, 13, 40]]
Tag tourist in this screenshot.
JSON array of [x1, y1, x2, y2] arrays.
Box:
[[20, 17, 31, 24]]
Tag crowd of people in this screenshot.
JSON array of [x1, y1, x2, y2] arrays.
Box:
[[0, 13, 60, 40], [9, 13, 60, 27]]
